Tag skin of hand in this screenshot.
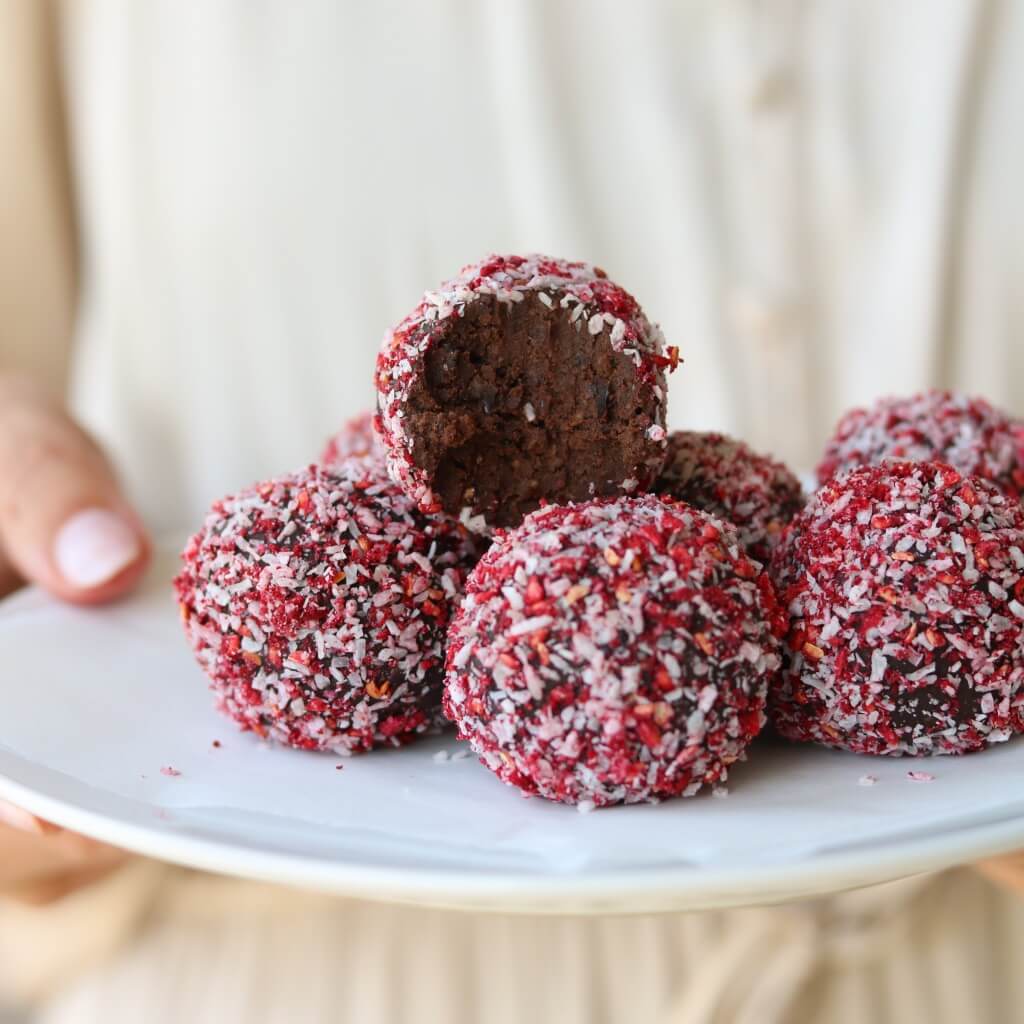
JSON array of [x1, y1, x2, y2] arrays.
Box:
[[0, 373, 150, 903], [976, 853, 1024, 896]]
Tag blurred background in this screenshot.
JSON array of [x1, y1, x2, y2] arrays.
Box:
[[2, 2, 1023, 1022], [4, 1, 1022, 536]]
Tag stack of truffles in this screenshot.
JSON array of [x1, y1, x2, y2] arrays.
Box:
[[176, 254, 1024, 809]]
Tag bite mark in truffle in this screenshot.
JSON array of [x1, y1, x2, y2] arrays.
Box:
[[376, 254, 674, 532]]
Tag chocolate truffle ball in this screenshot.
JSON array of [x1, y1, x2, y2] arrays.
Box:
[[817, 390, 1024, 499], [321, 410, 380, 466], [375, 253, 675, 532], [444, 495, 784, 807], [771, 460, 1024, 756], [654, 431, 804, 565], [175, 458, 479, 755]]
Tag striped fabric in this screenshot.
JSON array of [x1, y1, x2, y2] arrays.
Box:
[[1, 866, 1020, 1023]]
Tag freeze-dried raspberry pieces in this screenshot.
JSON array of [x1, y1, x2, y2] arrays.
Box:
[[817, 390, 1024, 499], [176, 458, 479, 755], [444, 495, 784, 807], [772, 460, 1024, 756], [320, 410, 380, 466], [654, 431, 804, 565]]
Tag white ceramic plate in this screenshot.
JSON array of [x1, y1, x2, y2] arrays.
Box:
[[1, 544, 1022, 915]]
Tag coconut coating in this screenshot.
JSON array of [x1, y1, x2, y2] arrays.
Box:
[[321, 411, 380, 466], [375, 253, 675, 532], [175, 458, 479, 755], [443, 495, 785, 807], [771, 460, 1024, 756], [654, 431, 804, 565], [817, 390, 1024, 499]]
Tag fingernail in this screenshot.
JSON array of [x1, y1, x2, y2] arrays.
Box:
[[0, 799, 45, 834], [54, 508, 142, 588]]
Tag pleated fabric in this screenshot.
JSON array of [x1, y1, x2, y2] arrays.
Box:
[[1, 866, 1018, 1024]]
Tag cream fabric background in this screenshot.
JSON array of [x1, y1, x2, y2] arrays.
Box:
[[60, 0, 1024, 533], [1, 1, 1024, 1022]]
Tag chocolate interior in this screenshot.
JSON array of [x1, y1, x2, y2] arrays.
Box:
[[402, 292, 658, 528]]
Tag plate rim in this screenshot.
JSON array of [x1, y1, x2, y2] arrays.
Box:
[[2, 760, 1022, 915]]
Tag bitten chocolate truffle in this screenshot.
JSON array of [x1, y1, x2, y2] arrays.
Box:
[[771, 460, 1024, 756], [175, 458, 479, 755], [321, 410, 380, 466], [817, 390, 1024, 499], [443, 495, 784, 807], [654, 431, 804, 565], [375, 254, 675, 532]]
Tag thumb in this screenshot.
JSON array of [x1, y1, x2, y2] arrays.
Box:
[[0, 376, 149, 604]]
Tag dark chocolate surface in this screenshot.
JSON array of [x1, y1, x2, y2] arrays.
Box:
[[401, 291, 662, 528]]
